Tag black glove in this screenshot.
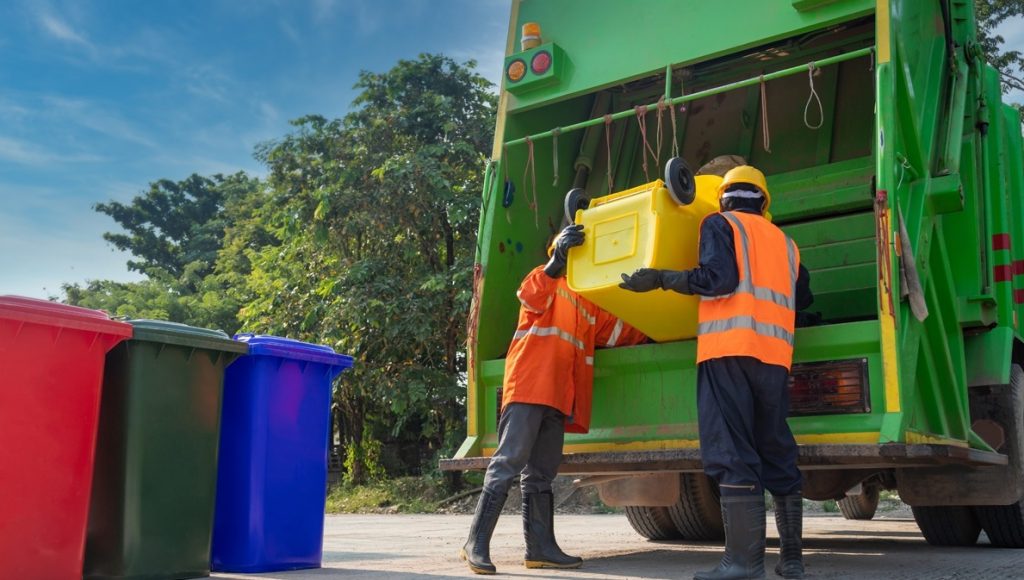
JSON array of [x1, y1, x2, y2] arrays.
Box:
[[544, 224, 585, 277], [660, 270, 691, 294], [619, 268, 663, 292]]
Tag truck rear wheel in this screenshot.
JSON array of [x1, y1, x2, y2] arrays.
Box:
[[838, 486, 879, 520], [668, 473, 724, 540], [973, 503, 1024, 547], [911, 505, 981, 546], [624, 506, 683, 540], [972, 365, 1024, 548]]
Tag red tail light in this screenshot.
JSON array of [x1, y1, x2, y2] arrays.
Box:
[[788, 358, 870, 416]]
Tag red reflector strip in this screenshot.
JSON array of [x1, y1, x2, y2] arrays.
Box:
[[993, 233, 1011, 251], [1016, 290, 1024, 305], [995, 265, 1013, 282], [1015, 261, 1024, 275]]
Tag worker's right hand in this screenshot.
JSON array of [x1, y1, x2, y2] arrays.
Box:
[[544, 224, 584, 277], [619, 268, 663, 292]]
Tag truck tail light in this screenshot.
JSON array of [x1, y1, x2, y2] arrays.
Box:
[[788, 358, 870, 416]]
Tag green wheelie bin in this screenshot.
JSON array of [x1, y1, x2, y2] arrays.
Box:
[[84, 320, 247, 580]]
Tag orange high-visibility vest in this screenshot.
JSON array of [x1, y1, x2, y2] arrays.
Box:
[[697, 211, 800, 370], [502, 266, 647, 433]]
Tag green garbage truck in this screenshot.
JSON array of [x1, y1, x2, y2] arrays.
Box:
[[440, 0, 1024, 548]]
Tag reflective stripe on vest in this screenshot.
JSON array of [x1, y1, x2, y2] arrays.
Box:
[[513, 325, 585, 351], [698, 212, 798, 352]]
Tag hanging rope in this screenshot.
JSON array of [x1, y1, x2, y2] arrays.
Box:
[[804, 63, 824, 130], [502, 144, 512, 224], [523, 136, 538, 227], [669, 95, 680, 159], [868, 47, 875, 72], [760, 75, 772, 153], [656, 96, 666, 170], [551, 127, 560, 187], [635, 105, 657, 182], [604, 114, 614, 194]]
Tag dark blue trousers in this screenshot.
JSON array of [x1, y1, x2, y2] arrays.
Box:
[[698, 356, 802, 497]]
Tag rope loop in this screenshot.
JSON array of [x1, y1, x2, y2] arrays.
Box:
[[604, 114, 614, 194], [551, 127, 561, 187], [523, 136, 539, 227], [759, 74, 771, 153], [804, 63, 824, 130]]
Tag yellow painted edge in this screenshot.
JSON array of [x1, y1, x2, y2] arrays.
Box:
[[876, 0, 891, 64], [482, 432, 881, 455], [904, 431, 969, 448], [879, 206, 902, 413], [489, 0, 520, 160], [795, 432, 881, 444]]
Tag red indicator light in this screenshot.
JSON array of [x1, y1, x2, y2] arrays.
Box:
[[531, 51, 552, 75]]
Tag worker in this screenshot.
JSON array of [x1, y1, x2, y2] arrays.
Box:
[[620, 165, 812, 580], [461, 223, 648, 575]]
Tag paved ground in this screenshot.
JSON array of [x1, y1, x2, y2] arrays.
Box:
[[212, 513, 1024, 579]]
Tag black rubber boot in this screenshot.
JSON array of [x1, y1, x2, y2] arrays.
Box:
[[523, 491, 583, 569], [460, 489, 507, 575], [694, 495, 767, 580], [773, 494, 804, 579]]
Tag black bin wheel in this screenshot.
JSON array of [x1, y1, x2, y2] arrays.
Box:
[[664, 157, 696, 206]]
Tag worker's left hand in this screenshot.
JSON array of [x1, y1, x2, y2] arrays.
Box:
[[619, 268, 663, 292]]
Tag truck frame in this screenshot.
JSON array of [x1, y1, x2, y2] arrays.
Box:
[[441, 0, 1024, 547]]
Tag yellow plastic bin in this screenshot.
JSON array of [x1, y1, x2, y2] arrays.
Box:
[[567, 176, 721, 342]]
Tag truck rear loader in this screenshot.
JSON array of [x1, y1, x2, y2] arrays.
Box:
[[441, 0, 1024, 548]]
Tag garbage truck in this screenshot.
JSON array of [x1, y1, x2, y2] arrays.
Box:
[[440, 0, 1024, 548]]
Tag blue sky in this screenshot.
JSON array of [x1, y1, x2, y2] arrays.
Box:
[[0, 2, 1021, 299], [0, 0, 511, 298]]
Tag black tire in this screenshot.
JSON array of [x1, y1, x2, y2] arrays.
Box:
[[664, 157, 696, 205], [838, 486, 880, 520], [974, 503, 1024, 548], [625, 506, 683, 540], [911, 505, 981, 546], [668, 473, 724, 540], [973, 365, 1024, 548]]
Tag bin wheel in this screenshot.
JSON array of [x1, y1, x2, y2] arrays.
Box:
[[624, 506, 683, 540], [668, 473, 724, 540], [563, 188, 590, 225], [912, 505, 981, 546], [664, 157, 696, 206], [838, 485, 880, 521], [972, 365, 1024, 548]]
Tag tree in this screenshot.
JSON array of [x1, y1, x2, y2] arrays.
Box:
[[94, 172, 259, 286], [976, 0, 1024, 94], [65, 172, 266, 334], [243, 54, 497, 484]]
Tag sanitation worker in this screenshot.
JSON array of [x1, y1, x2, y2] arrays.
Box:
[[620, 165, 812, 580], [461, 223, 648, 575]]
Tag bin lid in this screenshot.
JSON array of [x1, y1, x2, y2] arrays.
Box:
[[234, 334, 355, 368], [0, 295, 132, 337], [128, 319, 248, 353]]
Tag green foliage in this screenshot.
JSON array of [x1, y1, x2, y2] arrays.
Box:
[[62, 53, 495, 484], [976, 0, 1024, 95], [345, 438, 387, 483], [242, 54, 496, 482], [66, 172, 267, 334], [325, 476, 447, 514]]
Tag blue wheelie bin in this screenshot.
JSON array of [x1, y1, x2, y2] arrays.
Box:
[[211, 334, 353, 572]]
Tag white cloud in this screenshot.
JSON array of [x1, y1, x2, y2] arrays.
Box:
[[42, 96, 158, 148], [0, 136, 104, 166], [38, 11, 90, 46]]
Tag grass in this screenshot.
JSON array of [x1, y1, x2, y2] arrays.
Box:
[[325, 476, 450, 514]]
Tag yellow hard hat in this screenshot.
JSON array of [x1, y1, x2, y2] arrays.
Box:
[[718, 165, 771, 212]]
